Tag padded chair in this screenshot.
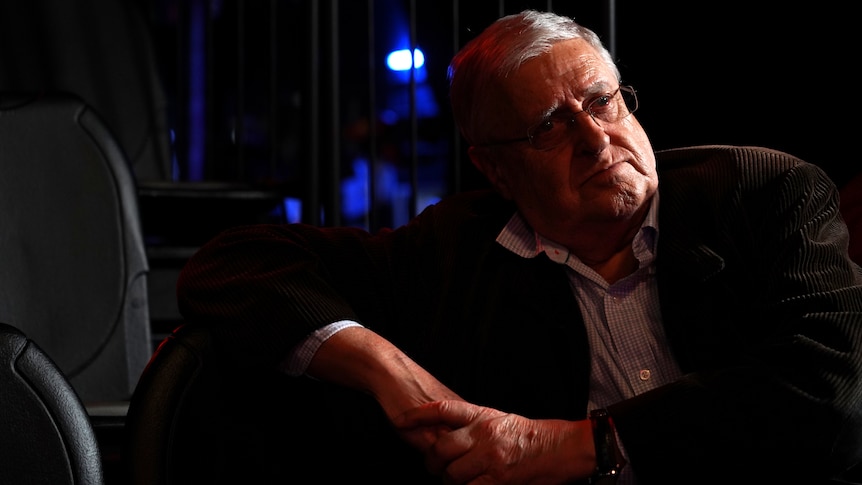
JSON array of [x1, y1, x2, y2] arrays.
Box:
[[123, 323, 435, 484], [840, 171, 862, 266], [0, 0, 172, 182], [0, 322, 104, 485], [0, 92, 152, 405], [126, 326, 862, 484]]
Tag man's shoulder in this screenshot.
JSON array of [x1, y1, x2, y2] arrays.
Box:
[[655, 144, 827, 191], [399, 189, 515, 245], [656, 145, 807, 173], [425, 189, 515, 221]]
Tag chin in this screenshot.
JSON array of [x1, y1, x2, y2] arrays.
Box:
[[609, 191, 649, 218]]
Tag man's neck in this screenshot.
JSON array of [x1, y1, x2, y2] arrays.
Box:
[[553, 207, 649, 285], [577, 244, 638, 285]]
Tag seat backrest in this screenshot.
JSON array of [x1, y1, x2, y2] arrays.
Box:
[[0, 322, 104, 485], [0, 0, 172, 182], [840, 170, 862, 266], [0, 92, 152, 403], [123, 324, 222, 485], [123, 323, 434, 484]]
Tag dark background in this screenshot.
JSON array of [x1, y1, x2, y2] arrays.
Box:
[[1, 0, 854, 229], [141, 0, 858, 212], [617, 2, 854, 185]]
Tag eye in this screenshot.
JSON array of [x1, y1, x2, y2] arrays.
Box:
[[530, 115, 572, 140], [533, 118, 559, 136], [528, 115, 576, 150], [586, 90, 626, 123], [587, 94, 614, 113]]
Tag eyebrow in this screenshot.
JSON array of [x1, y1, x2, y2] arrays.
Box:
[[537, 81, 616, 120], [583, 81, 614, 97]]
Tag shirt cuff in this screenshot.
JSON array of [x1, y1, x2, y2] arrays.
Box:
[[279, 320, 364, 376]]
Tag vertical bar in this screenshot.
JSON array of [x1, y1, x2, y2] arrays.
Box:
[[605, 0, 616, 58], [269, 0, 279, 178], [306, 0, 321, 225], [174, 1, 188, 181], [328, 0, 341, 226], [408, 0, 418, 218], [187, 0, 206, 181], [367, 0, 378, 231], [205, 0, 214, 180], [450, 0, 461, 193], [236, 0, 246, 180]]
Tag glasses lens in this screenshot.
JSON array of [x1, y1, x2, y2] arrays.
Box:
[[588, 87, 637, 124], [527, 86, 638, 150], [527, 115, 576, 150], [618, 86, 638, 118]]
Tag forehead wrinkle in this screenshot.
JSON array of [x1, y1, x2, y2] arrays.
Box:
[[500, 39, 617, 127], [563, 54, 613, 99], [539, 53, 615, 117]]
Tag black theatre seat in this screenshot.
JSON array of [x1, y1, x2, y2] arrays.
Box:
[[0, 322, 103, 485], [123, 323, 436, 484]]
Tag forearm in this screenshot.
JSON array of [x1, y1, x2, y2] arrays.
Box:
[[307, 325, 462, 420], [177, 224, 377, 369]]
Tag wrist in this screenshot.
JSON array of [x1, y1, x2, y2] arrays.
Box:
[[588, 408, 626, 485]]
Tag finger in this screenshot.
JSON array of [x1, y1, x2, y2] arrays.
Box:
[[397, 422, 451, 452], [425, 427, 474, 475], [439, 443, 492, 485], [394, 400, 474, 430]]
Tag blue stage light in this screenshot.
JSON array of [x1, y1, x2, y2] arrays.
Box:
[[386, 48, 425, 71]]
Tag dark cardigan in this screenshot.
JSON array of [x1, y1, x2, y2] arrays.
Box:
[[178, 145, 862, 484]]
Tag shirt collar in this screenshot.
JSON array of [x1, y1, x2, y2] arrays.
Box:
[[496, 193, 660, 265]]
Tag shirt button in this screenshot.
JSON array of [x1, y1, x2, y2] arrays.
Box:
[[639, 369, 651, 381]]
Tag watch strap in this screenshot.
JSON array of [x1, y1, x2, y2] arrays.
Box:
[[588, 408, 626, 484]]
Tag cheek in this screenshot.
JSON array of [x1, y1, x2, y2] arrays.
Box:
[[507, 158, 565, 193], [518, 168, 578, 212], [627, 121, 655, 163], [633, 153, 658, 182]]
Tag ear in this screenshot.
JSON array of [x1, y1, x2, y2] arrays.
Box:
[[468, 146, 513, 199]]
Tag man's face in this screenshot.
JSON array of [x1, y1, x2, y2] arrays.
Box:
[[470, 38, 658, 244]]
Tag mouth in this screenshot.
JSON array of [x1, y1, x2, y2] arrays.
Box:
[[583, 160, 628, 184]]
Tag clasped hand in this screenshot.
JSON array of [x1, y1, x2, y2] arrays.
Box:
[[392, 399, 595, 484]]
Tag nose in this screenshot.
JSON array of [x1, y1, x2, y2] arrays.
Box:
[[572, 111, 610, 157]]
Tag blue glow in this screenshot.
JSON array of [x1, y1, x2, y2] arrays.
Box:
[[341, 158, 415, 229], [382, 83, 439, 120], [282, 197, 302, 223], [386, 48, 425, 71], [341, 158, 370, 219]]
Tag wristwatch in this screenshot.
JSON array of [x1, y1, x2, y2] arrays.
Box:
[[588, 408, 626, 484]]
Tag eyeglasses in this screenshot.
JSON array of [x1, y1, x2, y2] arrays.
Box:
[[477, 85, 638, 151]]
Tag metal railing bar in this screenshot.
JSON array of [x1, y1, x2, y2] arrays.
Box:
[[451, 0, 461, 193], [367, 0, 378, 230], [269, 0, 279, 178], [408, 0, 418, 219], [306, 0, 321, 225], [235, 0, 246, 180], [327, 0, 342, 226]]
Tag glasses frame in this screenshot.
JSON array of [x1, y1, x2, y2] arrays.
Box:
[[475, 84, 638, 150]]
